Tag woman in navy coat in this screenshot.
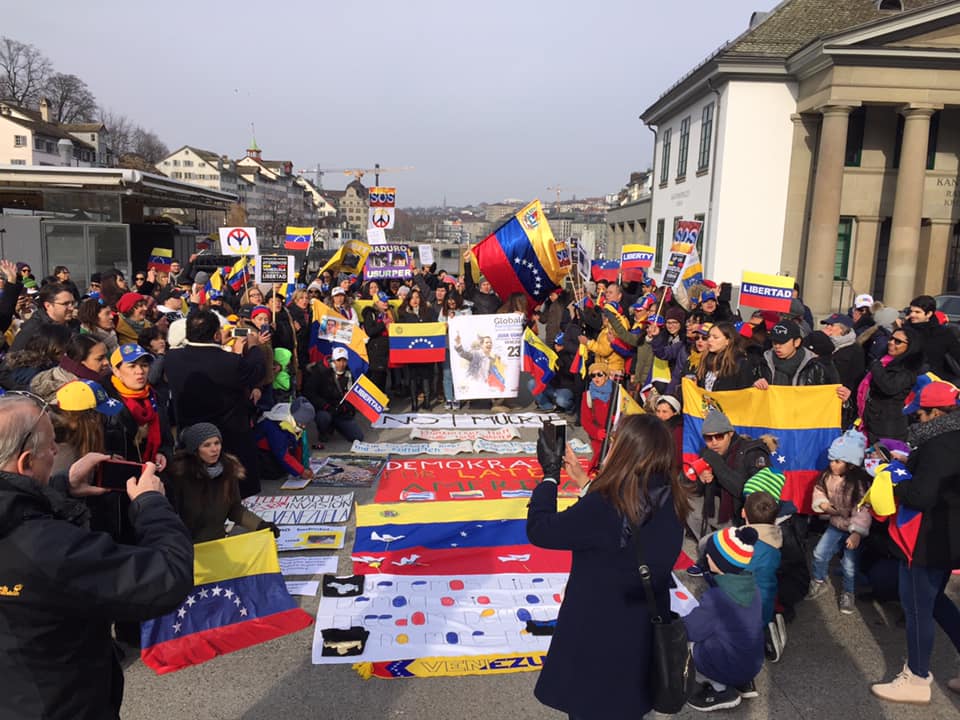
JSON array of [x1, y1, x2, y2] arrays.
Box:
[[528, 413, 689, 720]]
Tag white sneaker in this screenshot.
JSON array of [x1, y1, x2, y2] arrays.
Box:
[[871, 664, 933, 705]]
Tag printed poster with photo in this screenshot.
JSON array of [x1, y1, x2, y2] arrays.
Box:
[[447, 313, 524, 400]]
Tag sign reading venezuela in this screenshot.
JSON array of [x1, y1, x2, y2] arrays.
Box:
[[739, 270, 794, 312]]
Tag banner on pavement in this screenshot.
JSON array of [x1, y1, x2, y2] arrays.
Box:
[[372, 412, 564, 429], [448, 313, 524, 400], [242, 494, 354, 524], [350, 438, 591, 457], [409, 427, 520, 441]]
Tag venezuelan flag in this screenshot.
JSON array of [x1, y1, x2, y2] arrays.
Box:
[[591, 259, 620, 283], [345, 374, 390, 423], [140, 530, 313, 674], [523, 328, 557, 394], [739, 271, 794, 313], [147, 247, 173, 273], [389, 322, 447, 364], [225, 256, 253, 292], [309, 299, 369, 378], [469, 200, 568, 306], [620, 244, 655, 282], [681, 378, 841, 514], [284, 226, 313, 252], [680, 249, 703, 289], [487, 357, 506, 391], [569, 343, 587, 379]]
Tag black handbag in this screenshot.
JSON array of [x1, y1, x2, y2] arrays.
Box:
[[632, 525, 696, 714]]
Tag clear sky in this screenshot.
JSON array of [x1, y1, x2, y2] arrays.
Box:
[[6, 0, 773, 207]]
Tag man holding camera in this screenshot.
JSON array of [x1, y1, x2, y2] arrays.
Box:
[[0, 393, 193, 720]]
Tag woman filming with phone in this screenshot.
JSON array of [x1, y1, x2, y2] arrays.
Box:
[[527, 414, 690, 720]]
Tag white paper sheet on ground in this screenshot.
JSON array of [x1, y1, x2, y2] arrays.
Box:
[[242, 494, 354, 524], [350, 438, 591, 457], [279, 476, 312, 491], [372, 412, 564, 429], [279, 556, 339, 576], [276, 525, 345, 552], [286, 580, 320, 596]]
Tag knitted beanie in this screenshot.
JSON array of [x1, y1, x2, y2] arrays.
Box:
[[290, 396, 315, 426], [828, 428, 867, 466], [705, 526, 758, 574], [743, 467, 786, 499], [180, 423, 221, 453], [702, 408, 734, 436]]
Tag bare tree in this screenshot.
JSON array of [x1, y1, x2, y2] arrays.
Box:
[[0, 37, 52, 107], [99, 107, 134, 156], [130, 128, 168, 165], [44, 73, 97, 123]]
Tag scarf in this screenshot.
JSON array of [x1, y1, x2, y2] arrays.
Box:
[[110, 375, 162, 462], [771, 350, 804, 386], [830, 329, 857, 350], [588, 379, 614, 404], [857, 354, 893, 424], [907, 409, 960, 447], [205, 461, 224, 479], [59, 354, 105, 383]]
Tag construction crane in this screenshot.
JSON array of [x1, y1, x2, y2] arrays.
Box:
[[545, 185, 577, 212], [300, 163, 413, 188]]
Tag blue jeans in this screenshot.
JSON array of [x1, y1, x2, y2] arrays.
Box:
[[899, 561, 960, 677], [526, 379, 575, 411], [811, 525, 860, 593], [315, 410, 364, 442], [442, 366, 454, 403]]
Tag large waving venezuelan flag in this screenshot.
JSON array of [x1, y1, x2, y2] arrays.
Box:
[[681, 378, 841, 513], [470, 199, 570, 306], [141, 531, 313, 674]]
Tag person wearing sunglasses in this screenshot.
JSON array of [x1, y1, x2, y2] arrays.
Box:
[[0, 391, 192, 720], [858, 324, 923, 443], [579, 363, 616, 473], [9, 282, 78, 353]]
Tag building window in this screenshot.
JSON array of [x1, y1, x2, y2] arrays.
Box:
[[694, 213, 706, 255], [89, 134, 95, 141], [677, 117, 690, 179], [655, 220, 665, 271], [892, 111, 940, 170], [844, 107, 865, 167], [659, 129, 672, 185], [173, 159, 181, 167], [10, 159, 25, 165], [13, 135, 26, 147], [835, 217, 854, 280], [183, 160, 193, 167], [698, 103, 714, 172], [34, 137, 43, 150]]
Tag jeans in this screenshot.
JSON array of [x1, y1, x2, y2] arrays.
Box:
[[315, 410, 364, 443], [811, 525, 860, 593], [526, 379, 575, 411], [899, 561, 960, 677], [442, 366, 454, 403]]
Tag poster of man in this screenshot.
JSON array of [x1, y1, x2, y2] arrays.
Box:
[[447, 313, 524, 400], [316, 316, 353, 344]]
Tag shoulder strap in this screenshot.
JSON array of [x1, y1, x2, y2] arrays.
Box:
[[631, 520, 666, 622]]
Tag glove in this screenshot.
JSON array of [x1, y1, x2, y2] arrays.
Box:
[[536, 426, 562, 480], [258, 520, 281, 538]]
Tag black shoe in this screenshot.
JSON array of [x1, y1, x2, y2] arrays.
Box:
[[764, 622, 782, 663], [685, 564, 706, 577], [687, 683, 742, 712], [735, 680, 758, 698]]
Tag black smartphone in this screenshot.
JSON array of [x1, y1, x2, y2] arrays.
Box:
[[233, 327, 249, 338], [553, 420, 567, 452], [96, 460, 145, 491]]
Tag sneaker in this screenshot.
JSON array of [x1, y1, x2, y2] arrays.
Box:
[[452, 401, 461, 410], [775, 612, 787, 649], [685, 564, 706, 577], [735, 680, 758, 699], [807, 579, 829, 599], [871, 664, 933, 704], [444, 401, 452, 410], [687, 683, 742, 712], [839, 591, 856, 615], [764, 622, 782, 663], [947, 673, 960, 694]]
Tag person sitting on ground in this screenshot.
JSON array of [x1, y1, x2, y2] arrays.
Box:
[[253, 398, 316, 482], [302, 347, 365, 444], [168, 423, 278, 543], [741, 485, 786, 665], [684, 525, 764, 712], [273, 347, 294, 404]]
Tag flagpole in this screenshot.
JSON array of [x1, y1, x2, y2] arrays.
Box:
[[598, 382, 619, 463]]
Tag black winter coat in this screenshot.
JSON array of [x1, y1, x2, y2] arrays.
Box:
[[863, 328, 923, 441], [908, 319, 960, 383], [527, 479, 682, 720], [896, 412, 960, 569], [462, 262, 501, 315], [760, 347, 833, 386], [0, 472, 192, 720], [361, 307, 391, 371]]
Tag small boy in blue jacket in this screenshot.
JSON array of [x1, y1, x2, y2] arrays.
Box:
[[742, 490, 784, 664], [684, 525, 765, 713]]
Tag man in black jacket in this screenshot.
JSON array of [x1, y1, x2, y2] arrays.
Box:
[[461, 254, 501, 315], [10, 282, 77, 352], [755, 322, 832, 388], [0, 394, 193, 720]]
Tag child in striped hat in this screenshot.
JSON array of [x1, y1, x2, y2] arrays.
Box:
[[683, 525, 765, 712]]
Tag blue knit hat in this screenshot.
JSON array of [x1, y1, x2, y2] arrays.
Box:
[[828, 429, 866, 466]]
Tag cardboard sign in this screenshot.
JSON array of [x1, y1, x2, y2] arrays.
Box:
[[368, 186, 396, 230], [218, 226, 259, 256], [365, 243, 413, 280], [256, 254, 295, 284]]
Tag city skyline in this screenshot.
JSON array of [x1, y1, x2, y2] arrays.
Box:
[[5, 0, 772, 206]]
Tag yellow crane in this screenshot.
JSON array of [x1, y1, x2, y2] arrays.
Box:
[[545, 185, 578, 212], [303, 163, 414, 187]]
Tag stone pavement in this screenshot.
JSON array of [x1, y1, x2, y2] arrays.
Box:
[[120, 402, 960, 720]]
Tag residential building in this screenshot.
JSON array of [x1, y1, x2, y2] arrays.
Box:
[[158, 146, 240, 195], [642, 0, 960, 314], [0, 98, 103, 167], [606, 171, 653, 261], [339, 180, 368, 234]]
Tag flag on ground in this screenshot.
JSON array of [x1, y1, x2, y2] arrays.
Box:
[[388, 322, 447, 364], [140, 530, 313, 674], [345, 374, 390, 423], [147, 247, 173, 273], [739, 271, 795, 313], [284, 226, 313, 252], [523, 328, 557, 394]]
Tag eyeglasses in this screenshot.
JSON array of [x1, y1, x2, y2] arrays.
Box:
[[703, 432, 728, 442], [1, 390, 50, 457], [890, 337, 909, 346], [52, 300, 77, 307], [135, 276, 146, 281], [590, 372, 607, 378]]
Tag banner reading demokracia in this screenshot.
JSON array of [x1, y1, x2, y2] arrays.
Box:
[[448, 313, 524, 400]]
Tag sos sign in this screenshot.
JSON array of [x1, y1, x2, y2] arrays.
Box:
[[369, 187, 396, 207]]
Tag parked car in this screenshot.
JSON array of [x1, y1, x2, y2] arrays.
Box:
[[935, 294, 960, 324]]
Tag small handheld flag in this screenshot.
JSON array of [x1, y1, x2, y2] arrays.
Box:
[[284, 226, 313, 252], [345, 374, 390, 423], [147, 247, 173, 273]]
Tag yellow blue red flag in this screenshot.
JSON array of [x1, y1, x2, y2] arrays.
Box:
[[345, 374, 390, 423], [284, 226, 313, 252], [739, 271, 794, 313]]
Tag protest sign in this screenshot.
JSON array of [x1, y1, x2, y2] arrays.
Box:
[[372, 412, 563, 429], [620, 244, 655, 282], [448, 313, 524, 400], [218, 226, 259, 256], [418, 244, 435, 266], [276, 525, 346, 552], [409, 427, 520, 441], [242, 494, 354, 524], [368, 186, 396, 230], [364, 243, 413, 280], [576, 243, 590, 283], [256, 254, 295, 284], [739, 270, 795, 312], [367, 227, 386, 244], [279, 556, 339, 576]]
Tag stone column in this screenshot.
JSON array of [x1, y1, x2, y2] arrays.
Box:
[[781, 114, 819, 277], [850, 216, 882, 296], [884, 105, 940, 308], [803, 105, 854, 317], [920, 219, 953, 294]]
